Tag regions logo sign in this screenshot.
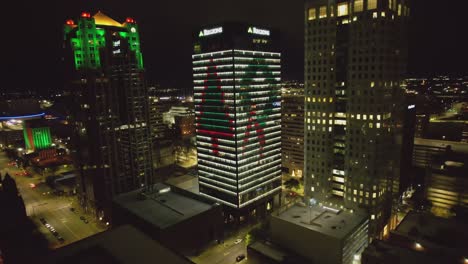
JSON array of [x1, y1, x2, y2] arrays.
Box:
[[248, 27, 270, 36], [199, 27, 223, 37]]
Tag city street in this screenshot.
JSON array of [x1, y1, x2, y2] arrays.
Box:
[[190, 224, 261, 264], [0, 151, 106, 249]]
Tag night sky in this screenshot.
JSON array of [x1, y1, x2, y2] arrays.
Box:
[[4, 0, 466, 95]]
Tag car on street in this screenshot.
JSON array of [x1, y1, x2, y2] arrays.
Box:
[[57, 237, 65, 243], [39, 218, 46, 224], [236, 254, 246, 262], [80, 216, 85, 220], [69, 207, 75, 212], [234, 238, 243, 244], [83, 219, 89, 224]]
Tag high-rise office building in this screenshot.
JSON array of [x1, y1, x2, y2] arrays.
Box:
[[304, 0, 409, 237], [193, 23, 282, 219], [63, 12, 153, 219], [281, 82, 305, 178]]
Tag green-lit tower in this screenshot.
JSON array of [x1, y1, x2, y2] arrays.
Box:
[[64, 12, 153, 220], [193, 23, 282, 221], [23, 126, 52, 151]]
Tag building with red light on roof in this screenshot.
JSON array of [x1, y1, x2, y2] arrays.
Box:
[[63, 11, 153, 220]]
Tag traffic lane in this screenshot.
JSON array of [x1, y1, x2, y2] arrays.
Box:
[[55, 206, 94, 239], [40, 209, 76, 248], [218, 243, 245, 264]]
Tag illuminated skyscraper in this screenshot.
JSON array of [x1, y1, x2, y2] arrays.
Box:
[[64, 12, 153, 219], [193, 23, 282, 219], [304, 0, 409, 237], [281, 82, 305, 178]]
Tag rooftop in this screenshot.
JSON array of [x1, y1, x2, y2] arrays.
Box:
[[273, 204, 367, 239], [45, 225, 192, 264], [363, 239, 441, 264], [93, 11, 123, 28], [394, 211, 468, 252], [414, 137, 468, 153], [113, 184, 213, 229]]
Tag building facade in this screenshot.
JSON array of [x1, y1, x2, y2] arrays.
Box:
[[281, 82, 305, 178], [64, 12, 153, 219], [304, 0, 409, 237], [193, 23, 282, 220]]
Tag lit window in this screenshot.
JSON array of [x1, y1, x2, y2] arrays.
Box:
[[354, 0, 363, 12], [398, 4, 402, 16], [371, 214, 375, 220], [319, 6, 327, 18], [373, 12, 378, 18], [308, 8, 317, 20], [368, 0, 377, 10], [381, 11, 385, 17], [369, 123, 373, 128], [363, 114, 367, 120], [307, 97, 311, 102], [376, 123, 381, 128], [357, 114, 361, 120], [370, 81, 375, 87], [337, 2, 349, 17], [373, 192, 377, 198], [311, 186, 315, 191]]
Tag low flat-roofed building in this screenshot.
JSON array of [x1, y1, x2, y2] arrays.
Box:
[[43, 225, 193, 264], [389, 211, 468, 262], [362, 239, 441, 264], [424, 151, 468, 216], [412, 138, 468, 168], [271, 203, 369, 264], [112, 183, 223, 255], [247, 240, 308, 264]]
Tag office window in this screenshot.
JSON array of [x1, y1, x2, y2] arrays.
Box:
[[308, 8, 317, 20], [338, 2, 349, 17], [319, 6, 327, 18], [368, 0, 377, 10], [354, 0, 363, 12]]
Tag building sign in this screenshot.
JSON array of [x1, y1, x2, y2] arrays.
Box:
[[199, 27, 223, 37], [248, 27, 270, 36]]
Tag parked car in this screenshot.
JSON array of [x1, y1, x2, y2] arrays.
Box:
[[234, 238, 243, 244], [236, 254, 246, 262], [39, 218, 46, 224]]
